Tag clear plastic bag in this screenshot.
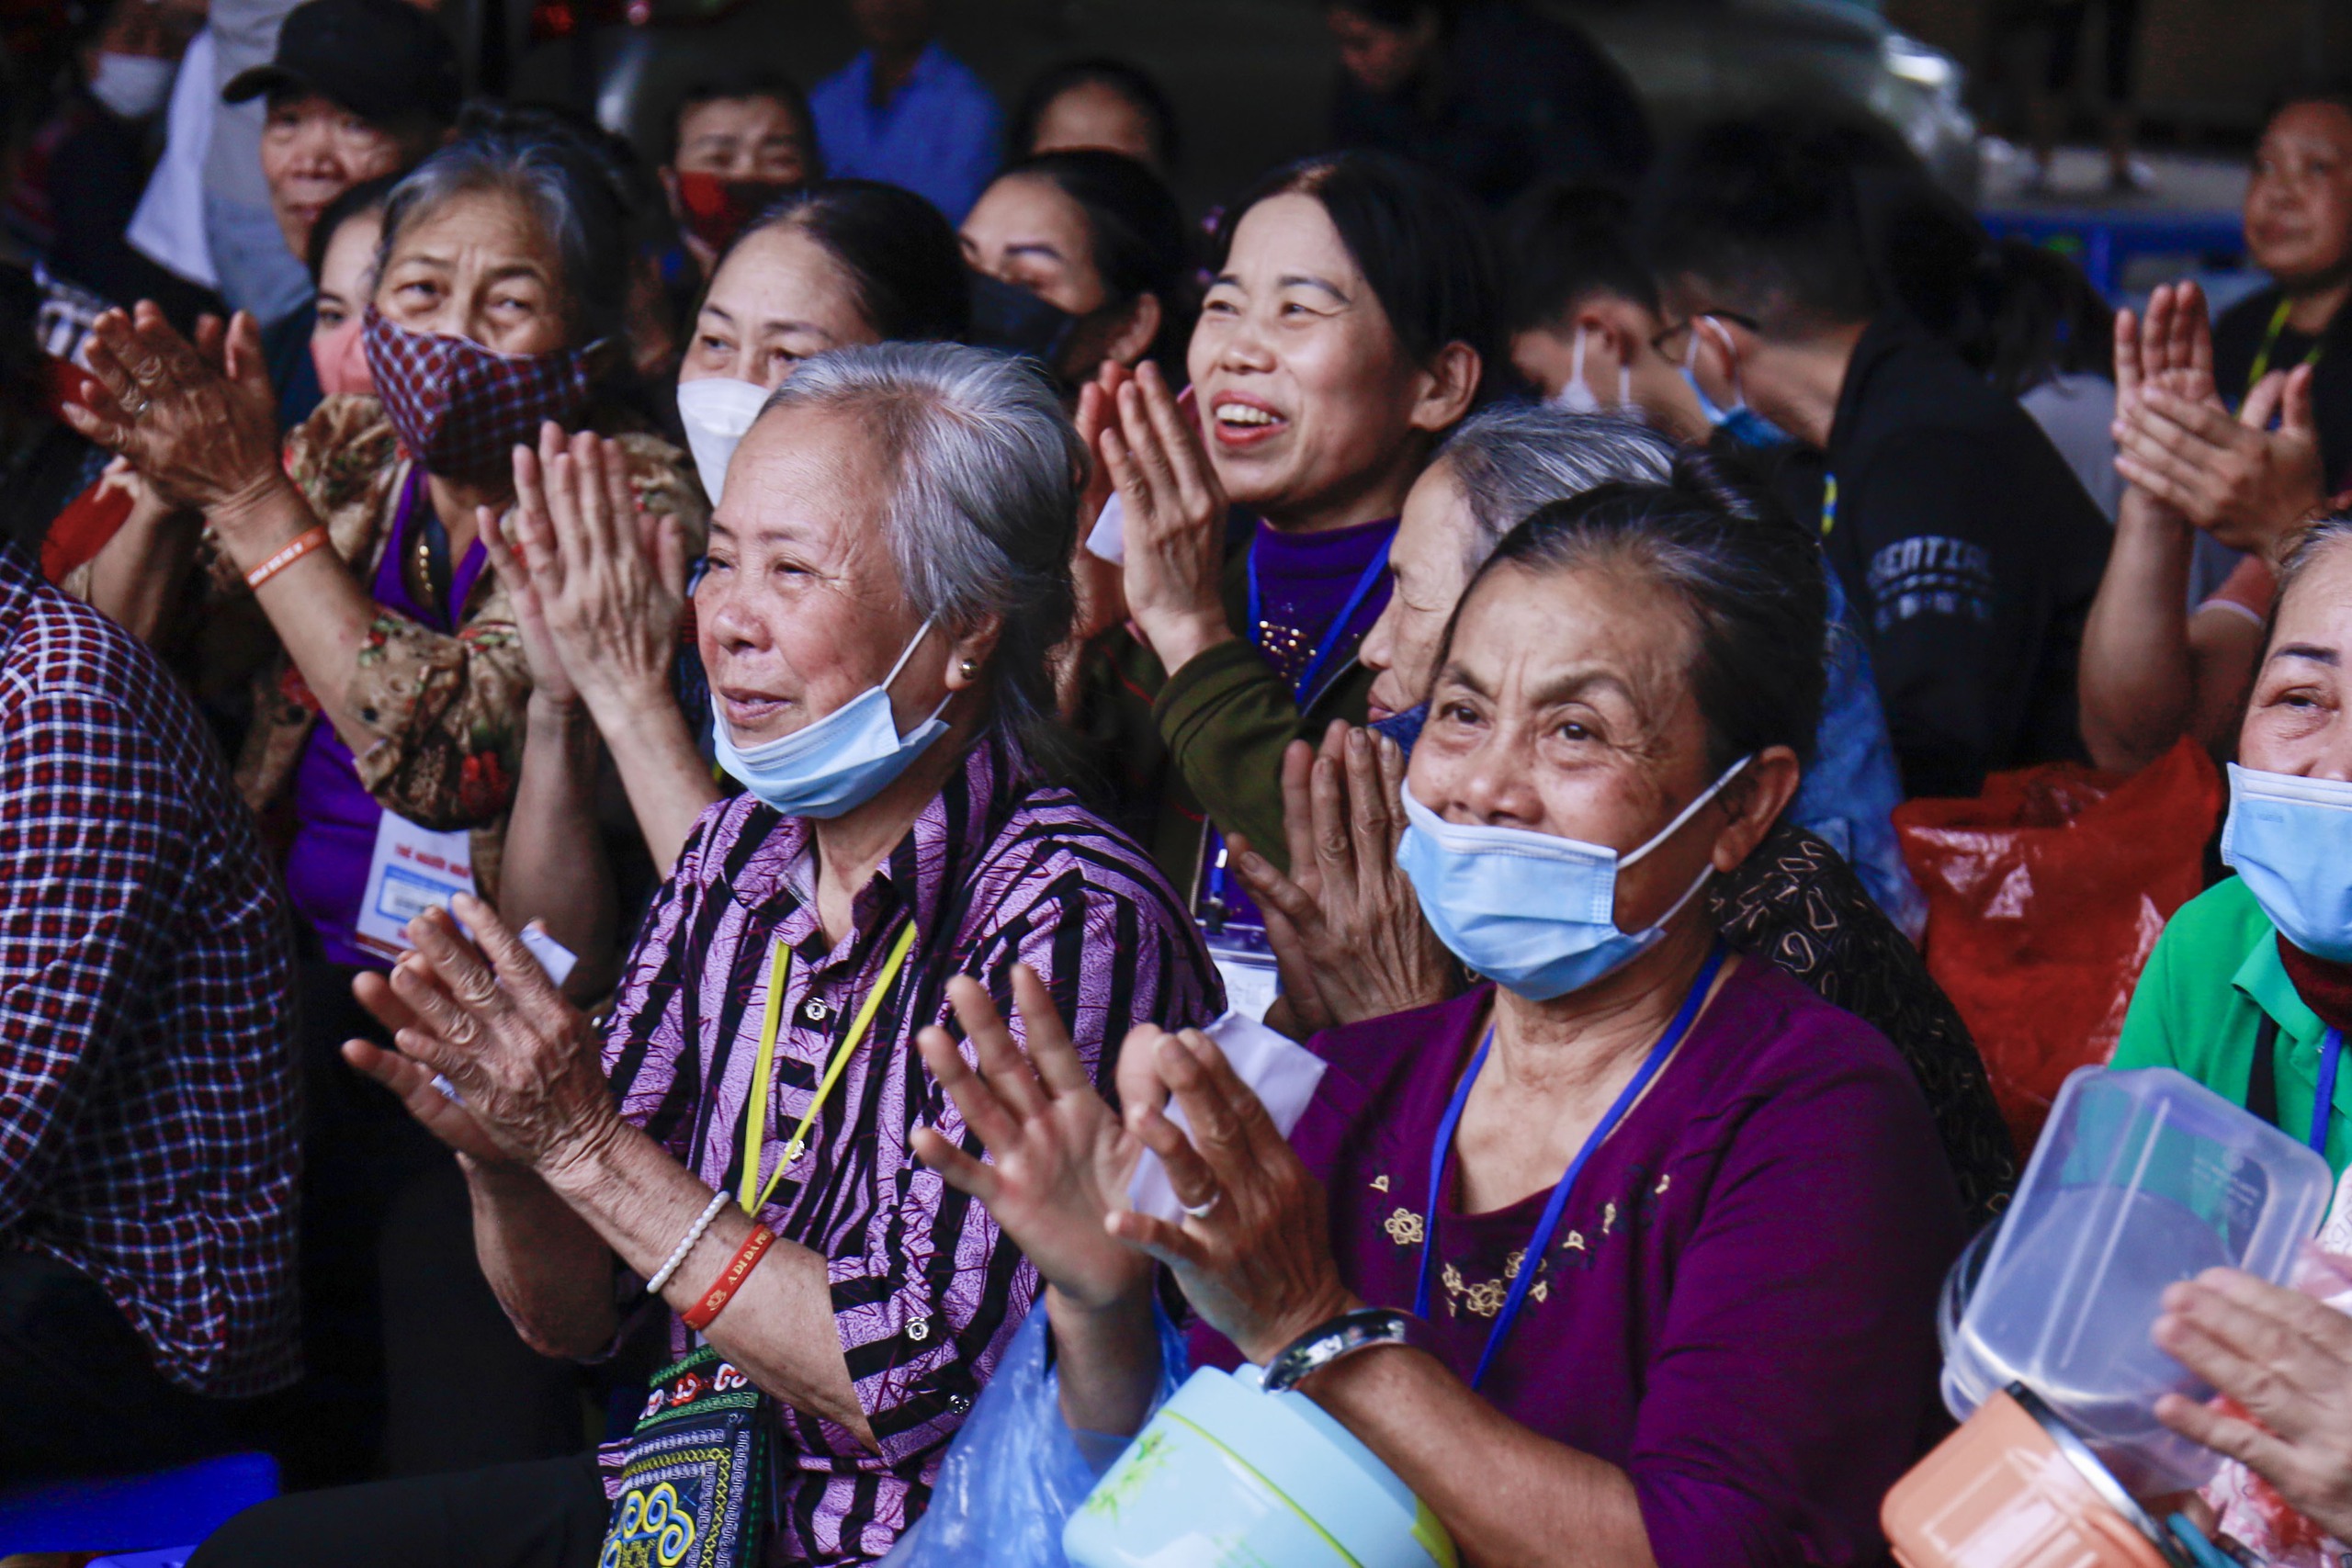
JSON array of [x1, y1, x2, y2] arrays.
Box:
[[880, 1297, 1189, 1568]]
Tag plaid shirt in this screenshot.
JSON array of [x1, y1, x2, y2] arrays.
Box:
[[0, 540, 300, 1397], [604, 734, 1219, 1564]]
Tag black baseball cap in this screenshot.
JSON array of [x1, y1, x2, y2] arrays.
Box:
[[223, 0, 463, 127]]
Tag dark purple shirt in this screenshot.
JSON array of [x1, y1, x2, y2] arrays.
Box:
[[1246, 514, 1396, 696], [1192, 959, 1962, 1568], [285, 472, 487, 966]]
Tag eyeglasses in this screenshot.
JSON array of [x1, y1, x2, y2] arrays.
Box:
[[1649, 310, 1761, 362]]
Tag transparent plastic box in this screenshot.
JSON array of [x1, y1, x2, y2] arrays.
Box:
[[1944, 1065, 2333, 1493]]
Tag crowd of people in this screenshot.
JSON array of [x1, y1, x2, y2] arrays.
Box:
[[8, 0, 2352, 1562]]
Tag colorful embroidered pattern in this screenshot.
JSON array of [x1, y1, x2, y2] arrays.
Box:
[[602, 1347, 769, 1568]]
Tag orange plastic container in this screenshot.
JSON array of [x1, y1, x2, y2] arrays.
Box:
[[1883, 1388, 2186, 1568]]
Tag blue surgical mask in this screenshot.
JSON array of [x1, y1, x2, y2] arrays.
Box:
[[2222, 762, 2352, 962], [711, 623, 952, 819], [1682, 318, 1793, 451], [1396, 758, 1749, 1000]]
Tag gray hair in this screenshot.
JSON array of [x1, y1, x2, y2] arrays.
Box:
[[2267, 513, 2352, 655], [377, 129, 632, 346], [759, 343, 1082, 762], [1438, 406, 1677, 574]]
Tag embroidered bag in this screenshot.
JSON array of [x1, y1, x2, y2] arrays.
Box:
[[601, 1346, 773, 1568]]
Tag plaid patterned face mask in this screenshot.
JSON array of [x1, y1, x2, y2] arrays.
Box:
[[363, 308, 597, 482]]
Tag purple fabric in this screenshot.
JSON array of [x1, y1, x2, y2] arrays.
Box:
[[601, 736, 1220, 1566], [1190, 960, 1962, 1568], [1247, 514, 1396, 694], [284, 469, 488, 967]]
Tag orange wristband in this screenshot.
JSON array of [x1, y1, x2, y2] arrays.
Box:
[[244, 525, 332, 591], [681, 1224, 775, 1332]]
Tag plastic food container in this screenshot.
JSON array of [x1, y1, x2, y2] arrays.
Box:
[[1062, 1362, 1456, 1568], [1885, 1385, 2196, 1568], [1944, 1066, 2332, 1491]]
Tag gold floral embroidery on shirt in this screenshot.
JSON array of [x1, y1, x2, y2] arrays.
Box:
[[1601, 1201, 1618, 1236], [1655, 1173, 1672, 1196], [1370, 1174, 1390, 1193], [1384, 1207, 1424, 1246], [1440, 1250, 1555, 1318]]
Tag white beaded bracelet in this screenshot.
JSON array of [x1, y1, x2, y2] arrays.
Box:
[[648, 1188, 732, 1295]]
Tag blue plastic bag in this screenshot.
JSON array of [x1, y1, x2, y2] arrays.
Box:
[[882, 1299, 1189, 1567]]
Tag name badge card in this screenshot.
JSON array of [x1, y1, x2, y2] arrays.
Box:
[[355, 812, 478, 960]]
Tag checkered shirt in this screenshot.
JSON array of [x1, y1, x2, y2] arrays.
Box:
[[0, 539, 300, 1397]]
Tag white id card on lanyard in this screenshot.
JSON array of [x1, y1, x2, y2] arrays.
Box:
[[355, 812, 477, 960], [1204, 925, 1281, 1024]]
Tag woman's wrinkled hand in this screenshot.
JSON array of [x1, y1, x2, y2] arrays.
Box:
[[1099, 361, 1232, 676], [2153, 1264, 2352, 1540], [913, 968, 1150, 1311], [1107, 1026, 1355, 1363], [480, 502, 579, 708], [345, 894, 622, 1176], [506, 422, 687, 723], [62, 303, 288, 527], [1239, 724, 1453, 1040]]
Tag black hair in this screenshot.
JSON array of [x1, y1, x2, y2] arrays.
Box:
[[719, 179, 970, 344], [1215, 150, 1503, 407], [1977, 236, 2114, 399], [991, 149, 1198, 378], [662, 67, 818, 174], [1324, 0, 1457, 32], [305, 171, 401, 281], [1441, 449, 1827, 774], [1637, 113, 1891, 333], [1010, 57, 1181, 172], [1499, 181, 1657, 333]]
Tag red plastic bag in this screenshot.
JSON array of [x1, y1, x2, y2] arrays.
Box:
[[1894, 739, 2224, 1153]]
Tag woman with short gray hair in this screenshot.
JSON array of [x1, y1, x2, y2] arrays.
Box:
[[196, 341, 1222, 1566]]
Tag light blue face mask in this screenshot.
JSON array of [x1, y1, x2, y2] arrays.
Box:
[[1682, 318, 1793, 451], [1395, 758, 1750, 1001], [2222, 762, 2352, 962], [711, 622, 952, 820]]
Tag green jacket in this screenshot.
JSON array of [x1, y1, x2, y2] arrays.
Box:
[[1074, 533, 1377, 901]]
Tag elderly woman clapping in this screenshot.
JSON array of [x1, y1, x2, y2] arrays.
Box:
[[63, 126, 708, 1475], [194, 344, 1220, 1564], [922, 477, 1962, 1568]]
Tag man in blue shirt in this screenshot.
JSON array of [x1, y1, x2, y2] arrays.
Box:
[[809, 0, 1001, 221]]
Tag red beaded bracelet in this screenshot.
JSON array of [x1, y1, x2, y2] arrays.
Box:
[[681, 1224, 775, 1333]]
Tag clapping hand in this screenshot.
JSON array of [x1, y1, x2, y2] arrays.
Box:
[[343, 895, 620, 1175], [912, 968, 1150, 1311], [501, 423, 689, 725], [1097, 362, 1232, 675], [1237, 724, 1454, 1040], [1106, 1024, 1354, 1364], [2113, 282, 2327, 559], [62, 304, 288, 530]]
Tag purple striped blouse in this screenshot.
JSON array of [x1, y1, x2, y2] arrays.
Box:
[[601, 735, 1219, 1564]]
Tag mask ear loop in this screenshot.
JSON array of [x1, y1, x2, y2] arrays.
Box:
[[1569, 324, 1589, 398], [1695, 317, 1747, 414], [881, 618, 957, 730], [1621, 754, 1754, 870]]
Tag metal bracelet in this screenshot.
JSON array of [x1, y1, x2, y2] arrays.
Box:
[[1261, 1305, 1435, 1393]]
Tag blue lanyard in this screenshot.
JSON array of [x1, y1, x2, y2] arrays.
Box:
[[2312, 1028, 2345, 1156], [1413, 944, 1726, 1389], [1243, 524, 1393, 704]]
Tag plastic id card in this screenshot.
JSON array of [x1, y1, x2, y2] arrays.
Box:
[[1204, 924, 1281, 1024], [355, 813, 478, 960]]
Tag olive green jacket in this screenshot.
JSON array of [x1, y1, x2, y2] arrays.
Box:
[[1073, 535, 1377, 901]]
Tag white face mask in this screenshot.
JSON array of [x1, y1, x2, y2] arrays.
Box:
[[89, 52, 176, 120], [1548, 325, 1632, 415], [675, 376, 770, 508]]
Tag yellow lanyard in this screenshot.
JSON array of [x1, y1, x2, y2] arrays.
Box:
[[736, 921, 920, 1215], [2248, 297, 2326, 396]]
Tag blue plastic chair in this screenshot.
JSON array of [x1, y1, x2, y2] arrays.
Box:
[[0, 1451, 277, 1555]]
